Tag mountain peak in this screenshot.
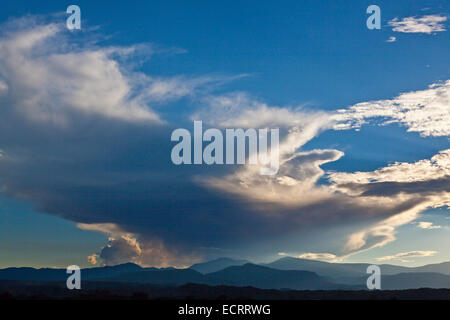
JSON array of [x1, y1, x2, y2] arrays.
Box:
[[190, 257, 249, 274]]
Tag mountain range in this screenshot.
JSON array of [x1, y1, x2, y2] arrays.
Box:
[[1, 257, 450, 290], [265, 256, 450, 278]]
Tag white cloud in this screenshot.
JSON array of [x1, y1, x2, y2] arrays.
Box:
[[146, 77, 202, 101], [146, 75, 247, 102], [335, 80, 450, 137], [417, 221, 442, 229], [77, 222, 130, 236], [0, 23, 163, 125], [79, 223, 196, 267], [328, 149, 450, 189], [195, 92, 330, 129], [386, 36, 397, 42], [99, 236, 143, 266], [389, 15, 447, 34], [78, 223, 142, 265], [376, 250, 438, 262], [204, 149, 343, 206]]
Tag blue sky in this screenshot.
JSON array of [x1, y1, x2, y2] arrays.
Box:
[[0, 0, 449, 268]]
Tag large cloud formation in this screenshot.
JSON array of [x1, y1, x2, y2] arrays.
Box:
[[0, 16, 448, 266]]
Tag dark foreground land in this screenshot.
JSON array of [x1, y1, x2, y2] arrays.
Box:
[[1, 281, 450, 300]]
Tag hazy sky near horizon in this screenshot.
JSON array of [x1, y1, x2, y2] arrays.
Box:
[[0, 0, 449, 268]]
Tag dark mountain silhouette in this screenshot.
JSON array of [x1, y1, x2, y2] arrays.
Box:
[[0, 262, 143, 281], [83, 263, 144, 279], [2, 259, 450, 291], [2, 281, 450, 300], [265, 257, 368, 278], [0, 267, 67, 281], [103, 268, 205, 285], [189, 257, 249, 274], [381, 272, 450, 290], [325, 272, 450, 290], [204, 263, 348, 290], [90, 263, 347, 290]]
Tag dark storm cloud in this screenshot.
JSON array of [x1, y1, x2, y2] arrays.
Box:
[[0, 16, 449, 266]]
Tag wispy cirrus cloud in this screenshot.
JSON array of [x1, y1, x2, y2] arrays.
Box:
[[145, 74, 248, 103], [0, 23, 161, 125], [194, 92, 328, 129], [389, 15, 447, 34], [376, 250, 438, 262], [296, 253, 338, 262], [278, 252, 339, 262]]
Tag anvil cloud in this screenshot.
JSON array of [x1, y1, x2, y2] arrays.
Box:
[[0, 16, 448, 267]]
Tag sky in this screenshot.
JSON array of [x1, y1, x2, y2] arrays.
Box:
[[0, 0, 449, 268]]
